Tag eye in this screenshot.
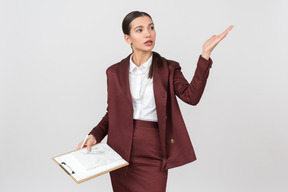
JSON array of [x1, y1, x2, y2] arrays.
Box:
[[136, 29, 143, 32], [149, 26, 155, 30]]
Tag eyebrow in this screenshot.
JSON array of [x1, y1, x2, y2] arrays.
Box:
[[134, 23, 154, 30]]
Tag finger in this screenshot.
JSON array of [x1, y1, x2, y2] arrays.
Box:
[[209, 35, 217, 40], [87, 144, 91, 151], [77, 142, 83, 150], [221, 25, 234, 36], [208, 35, 219, 46], [86, 140, 92, 151], [218, 25, 234, 40], [224, 25, 234, 34], [205, 35, 217, 44]]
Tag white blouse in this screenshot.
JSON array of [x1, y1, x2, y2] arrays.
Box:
[[129, 54, 158, 122]]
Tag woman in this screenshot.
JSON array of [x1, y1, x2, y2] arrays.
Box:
[[78, 11, 233, 192]]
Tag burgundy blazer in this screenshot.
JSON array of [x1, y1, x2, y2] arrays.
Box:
[[89, 52, 213, 171]]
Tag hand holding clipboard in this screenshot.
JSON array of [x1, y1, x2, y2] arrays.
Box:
[[77, 134, 97, 151]]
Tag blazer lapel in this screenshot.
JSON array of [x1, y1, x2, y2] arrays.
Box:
[[153, 52, 169, 159], [118, 54, 133, 103]]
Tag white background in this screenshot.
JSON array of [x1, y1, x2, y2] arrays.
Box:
[[1, 0, 287, 191]]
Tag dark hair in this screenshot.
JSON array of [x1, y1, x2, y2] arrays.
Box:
[[122, 11, 152, 35], [149, 52, 163, 79]]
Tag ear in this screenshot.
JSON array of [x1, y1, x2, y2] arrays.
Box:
[[124, 34, 132, 45]]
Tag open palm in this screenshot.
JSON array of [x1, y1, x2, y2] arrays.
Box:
[[202, 25, 234, 59]]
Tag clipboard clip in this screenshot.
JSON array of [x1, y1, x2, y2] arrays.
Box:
[[60, 162, 75, 175]]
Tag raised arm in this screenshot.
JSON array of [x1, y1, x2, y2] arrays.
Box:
[[173, 25, 233, 104], [173, 56, 212, 105]]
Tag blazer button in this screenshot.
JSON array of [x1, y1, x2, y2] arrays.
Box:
[[170, 139, 174, 144]]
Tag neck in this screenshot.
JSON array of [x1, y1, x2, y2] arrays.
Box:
[[132, 51, 152, 67]]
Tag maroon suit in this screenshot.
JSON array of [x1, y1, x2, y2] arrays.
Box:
[[89, 52, 213, 172]]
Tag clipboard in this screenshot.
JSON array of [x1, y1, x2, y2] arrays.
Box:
[[52, 143, 129, 184]]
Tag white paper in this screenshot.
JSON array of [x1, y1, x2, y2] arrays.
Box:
[[54, 143, 128, 182]]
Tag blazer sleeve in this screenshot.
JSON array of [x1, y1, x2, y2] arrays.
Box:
[[88, 68, 110, 143], [173, 55, 213, 105], [88, 107, 109, 143]]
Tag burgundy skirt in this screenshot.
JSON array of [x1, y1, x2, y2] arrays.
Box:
[[110, 119, 168, 192]]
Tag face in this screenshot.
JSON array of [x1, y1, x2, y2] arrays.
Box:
[[124, 16, 156, 53]]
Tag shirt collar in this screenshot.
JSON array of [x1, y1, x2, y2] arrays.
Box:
[[129, 54, 153, 73]]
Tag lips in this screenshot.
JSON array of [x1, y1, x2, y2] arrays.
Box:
[[144, 40, 153, 46]]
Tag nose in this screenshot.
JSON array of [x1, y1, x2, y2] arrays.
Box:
[[144, 29, 151, 38]]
